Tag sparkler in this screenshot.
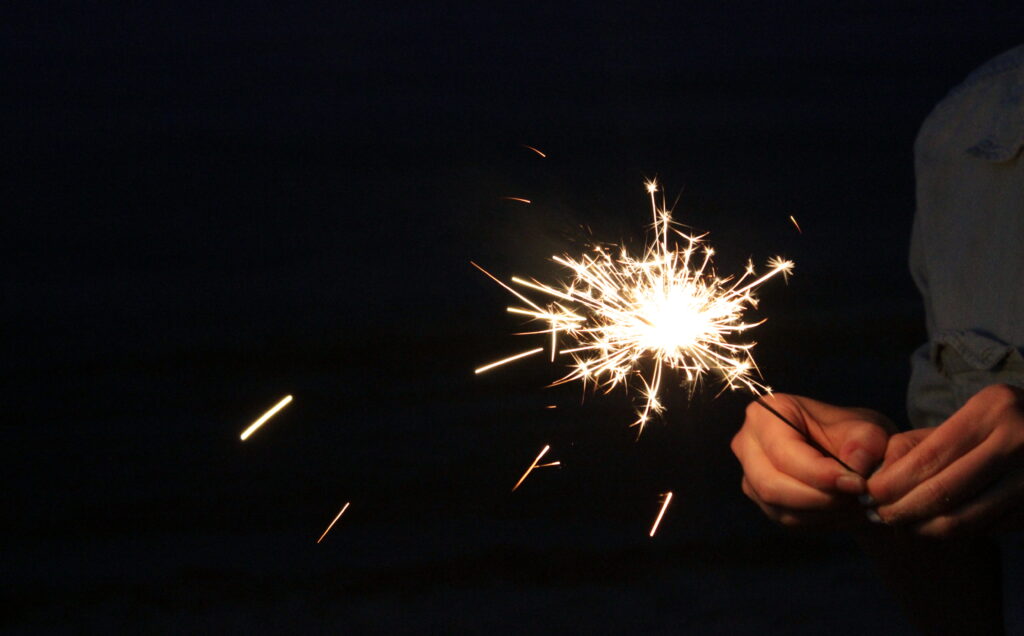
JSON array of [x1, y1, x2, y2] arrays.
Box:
[[475, 180, 794, 431], [240, 394, 293, 441], [649, 491, 673, 537]]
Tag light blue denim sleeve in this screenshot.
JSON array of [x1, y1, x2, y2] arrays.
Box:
[[907, 44, 1024, 429]]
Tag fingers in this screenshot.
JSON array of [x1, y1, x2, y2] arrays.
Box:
[[870, 412, 993, 506], [742, 477, 862, 528], [875, 433, 1006, 525], [879, 428, 933, 470], [734, 430, 845, 510], [913, 469, 1024, 538]]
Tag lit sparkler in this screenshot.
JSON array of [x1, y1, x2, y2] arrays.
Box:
[[475, 180, 793, 431], [240, 394, 293, 441]]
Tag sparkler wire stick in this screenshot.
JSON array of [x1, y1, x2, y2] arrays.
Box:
[[317, 502, 351, 544], [753, 398, 855, 473], [240, 394, 293, 441]]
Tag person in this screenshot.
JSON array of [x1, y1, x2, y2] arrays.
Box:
[[732, 44, 1024, 635]]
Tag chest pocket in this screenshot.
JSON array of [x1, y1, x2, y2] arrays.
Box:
[[935, 330, 1024, 408]]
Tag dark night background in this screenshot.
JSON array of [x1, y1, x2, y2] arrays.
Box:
[[5, 2, 1022, 633]]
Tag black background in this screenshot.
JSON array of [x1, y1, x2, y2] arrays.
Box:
[[6, 2, 1022, 633]]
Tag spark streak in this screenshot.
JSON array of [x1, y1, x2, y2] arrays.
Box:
[[316, 502, 351, 544], [649, 491, 673, 537], [475, 348, 544, 374], [789, 215, 802, 233], [512, 444, 558, 491], [240, 395, 293, 441], [475, 180, 793, 430], [522, 144, 547, 158], [503, 197, 532, 204]]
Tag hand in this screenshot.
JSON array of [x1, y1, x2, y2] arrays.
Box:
[[868, 383, 1024, 538], [731, 394, 895, 527]]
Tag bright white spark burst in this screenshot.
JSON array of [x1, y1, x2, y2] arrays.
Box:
[[475, 180, 793, 431]]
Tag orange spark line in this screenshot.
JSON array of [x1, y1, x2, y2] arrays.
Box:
[[503, 197, 532, 204], [240, 395, 293, 441], [475, 347, 544, 374], [789, 215, 802, 233], [649, 491, 673, 537], [512, 444, 553, 491], [317, 502, 351, 544], [522, 144, 547, 158]]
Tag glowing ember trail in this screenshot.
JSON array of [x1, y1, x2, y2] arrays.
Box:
[[789, 215, 802, 233], [503, 197, 532, 204], [512, 444, 560, 491], [649, 491, 673, 537], [475, 180, 793, 430], [475, 347, 544, 374], [240, 395, 293, 441], [522, 144, 547, 158], [316, 502, 351, 544]]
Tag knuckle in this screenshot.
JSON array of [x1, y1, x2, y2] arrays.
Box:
[[921, 478, 952, 512], [980, 383, 1019, 407], [911, 443, 944, 477]]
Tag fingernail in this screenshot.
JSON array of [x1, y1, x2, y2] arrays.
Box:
[[858, 493, 877, 507], [835, 473, 865, 494], [865, 509, 883, 524]]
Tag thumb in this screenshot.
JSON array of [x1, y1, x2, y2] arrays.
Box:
[[832, 419, 889, 476]]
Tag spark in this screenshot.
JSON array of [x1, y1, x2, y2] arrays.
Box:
[[475, 180, 793, 430], [649, 491, 673, 537], [240, 395, 293, 441], [522, 144, 547, 158], [475, 348, 545, 374], [503, 197, 532, 204], [789, 215, 802, 233], [512, 444, 558, 491], [316, 502, 351, 544]]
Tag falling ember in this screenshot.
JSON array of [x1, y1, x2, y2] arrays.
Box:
[[475, 180, 793, 430], [240, 395, 293, 441], [475, 347, 544, 374], [789, 215, 802, 233], [522, 144, 547, 158], [651, 491, 675, 536], [316, 502, 351, 544], [503, 197, 532, 204], [512, 444, 559, 492]]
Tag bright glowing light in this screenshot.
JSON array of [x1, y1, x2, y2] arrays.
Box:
[[649, 491, 673, 537], [503, 197, 532, 204], [475, 180, 793, 430], [475, 348, 544, 374], [522, 145, 547, 158], [240, 395, 293, 441], [512, 444, 558, 492], [317, 502, 351, 544], [789, 215, 802, 233]]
